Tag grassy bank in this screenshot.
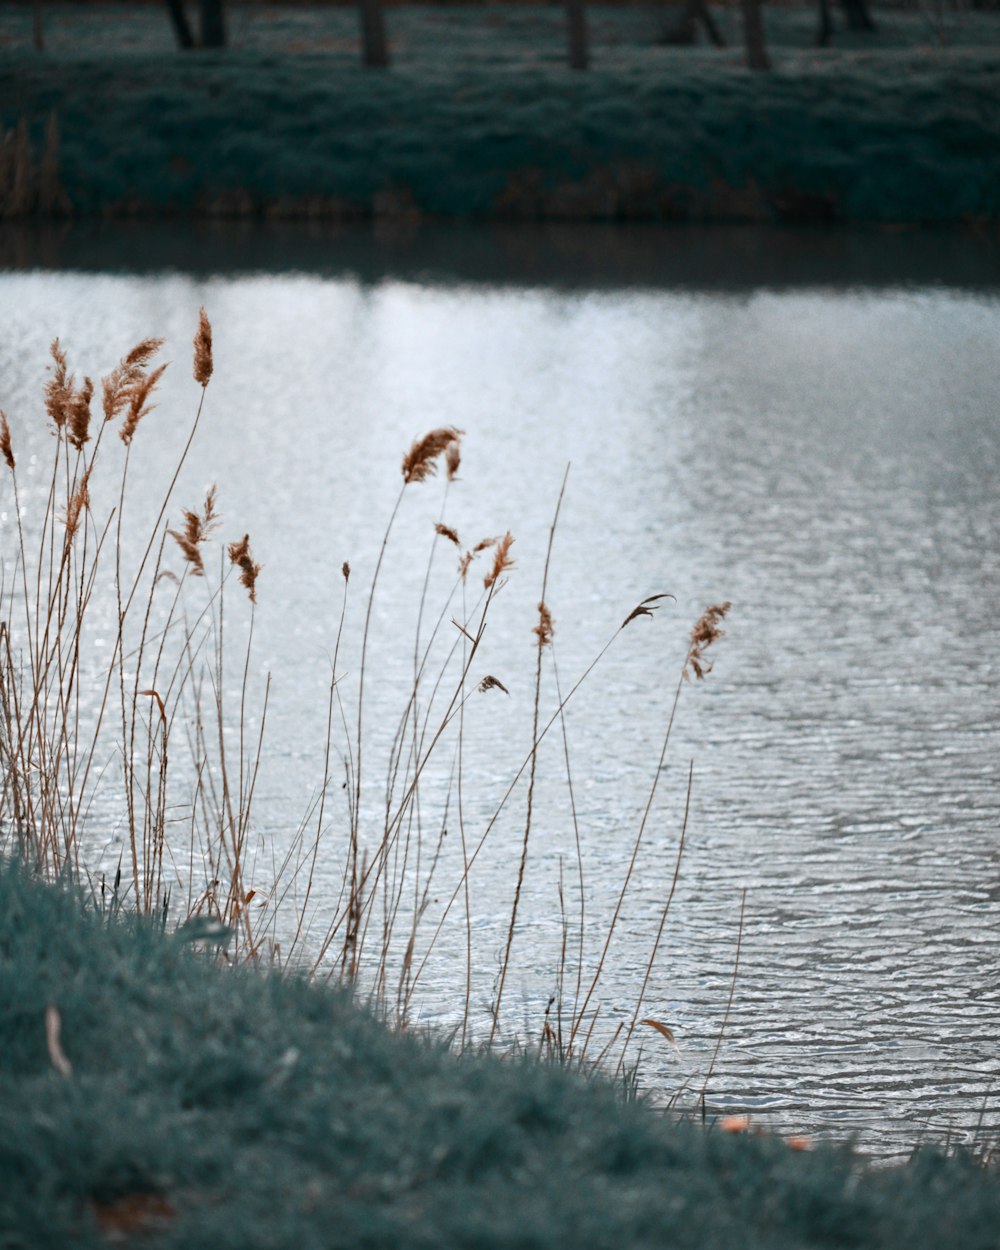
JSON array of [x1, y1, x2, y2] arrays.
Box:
[[1, 4, 999, 223], [2, 859, 999, 1249]]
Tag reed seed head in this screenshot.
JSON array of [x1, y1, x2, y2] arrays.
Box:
[[168, 485, 220, 577], [67, 377, 93, 451], [478, 675, 509, 694], [434, 522, 460, 547], [533, 601, 554, 647], [102, 338, 165, 424], [686, 601, 732, 680], [193, 307, 213, 387], [44, 339, 72, 430], [342, 561, 350, 582], [484, 531, 515, 589], [445, 439, 461, 481], [63, 467, 91, 539], [401, 426, 464, 484], [228, 534, 262, 604], [0, 410, 14, 471], [120, 362, 168, 446]]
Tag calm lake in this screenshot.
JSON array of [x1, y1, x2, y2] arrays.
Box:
[[1, 223, 998, 1159]]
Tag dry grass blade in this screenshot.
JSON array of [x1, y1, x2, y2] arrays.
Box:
[[484, 531, 515, 589], [686, 601, 732, 679], [640, 1018, 682, 1058], [193, 307, 213, 386], [622, 593, 675, 628], [0, 410, 14, 471], [401, 426, 464, 484], [228, 533, 262, 603]]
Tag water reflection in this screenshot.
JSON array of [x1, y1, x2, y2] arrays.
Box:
[[0, 224, 997, 1159]]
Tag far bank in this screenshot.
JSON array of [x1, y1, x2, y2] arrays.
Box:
[[2, 4, 999, 225]]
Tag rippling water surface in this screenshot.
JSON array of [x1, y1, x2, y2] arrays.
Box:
[[1, 225, 998, 1158]]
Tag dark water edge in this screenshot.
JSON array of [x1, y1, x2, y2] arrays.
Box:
[[3, 219, 1000, 292]]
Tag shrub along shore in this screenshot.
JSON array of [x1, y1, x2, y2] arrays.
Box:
[[2, 859, 999, 1250], [1, 4, 999, 225]]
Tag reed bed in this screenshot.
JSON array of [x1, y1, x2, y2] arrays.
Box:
[[0, 312, 734, 1083]]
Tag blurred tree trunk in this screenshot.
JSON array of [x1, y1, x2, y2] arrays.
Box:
[[199, 0, 226, 49], [659, 0, 725, 48], [358, 0, 389, 67], [163, 0, 196, 49], [742, 0, 770, 68], [816, 0, 834, 45], [566, 0, 589, 69], [32, 0, 44, 51], [840, 0, 877, 31]]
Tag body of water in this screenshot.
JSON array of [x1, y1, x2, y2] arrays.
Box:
[[1, 223, 998, 1159]]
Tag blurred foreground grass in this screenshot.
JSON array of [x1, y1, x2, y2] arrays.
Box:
[[1, 4, 999, 223], [1, 859, 998, 1250]]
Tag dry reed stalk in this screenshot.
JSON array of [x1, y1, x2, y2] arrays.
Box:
[[489, 469, 565, 1045], [614, 759, 693, 1077], [344, 426, 466, 977], [568, 600, 729, 1058], [698, 888, 747, 1110], [408, 600, 645, 1007]]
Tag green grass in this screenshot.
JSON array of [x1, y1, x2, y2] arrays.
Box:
[[1, 4, 999, 222], [1, 858, 999, 1250]]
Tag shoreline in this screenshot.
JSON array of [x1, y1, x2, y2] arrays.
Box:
[[2, 859, 998, 1249]]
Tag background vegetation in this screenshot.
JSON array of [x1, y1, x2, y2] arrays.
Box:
[[1, 3, 998, 223]]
